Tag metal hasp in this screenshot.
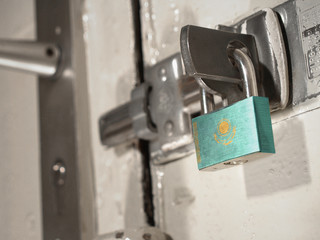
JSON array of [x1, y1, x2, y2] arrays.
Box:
[[180, 8, 287, 170], [36, 0, 95, 239], [100, 8, 290, 166], [0, 40, 60, 77], [180, 8, 289, 112], [99, 53, 200, 164]]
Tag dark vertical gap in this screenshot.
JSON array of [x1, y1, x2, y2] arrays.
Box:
[[131, 0, 155, 226], [139, 140, 155, 226], [131, 0, 145, 84]]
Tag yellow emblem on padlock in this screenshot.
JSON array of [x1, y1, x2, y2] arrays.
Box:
[[214, 119, 236, 145]]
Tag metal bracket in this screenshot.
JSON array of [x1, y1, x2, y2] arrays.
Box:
[[147, 54, 198, 164], [99, 53, 200, 164]]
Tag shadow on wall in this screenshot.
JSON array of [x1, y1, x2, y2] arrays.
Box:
[[243, 117, 311, 197]]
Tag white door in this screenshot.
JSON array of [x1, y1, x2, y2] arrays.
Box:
[[138, 0, 320, 239]]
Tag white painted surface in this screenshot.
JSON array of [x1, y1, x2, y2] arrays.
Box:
[[83, 0, 146, 235], [0, 1, 42, 240], [140, 0, 287, 66], [153, 109, 320, 239], [141, 0, 320, 239]]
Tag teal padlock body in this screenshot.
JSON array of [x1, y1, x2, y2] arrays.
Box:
[[192, 96, 275, 171]]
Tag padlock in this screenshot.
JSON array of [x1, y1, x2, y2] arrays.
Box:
[[191, 42, 275, 171]]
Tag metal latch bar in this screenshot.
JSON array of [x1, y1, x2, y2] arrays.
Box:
[[99, 53, 200, 164]]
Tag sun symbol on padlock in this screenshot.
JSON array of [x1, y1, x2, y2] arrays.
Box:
[[214, 119, 236, 145]]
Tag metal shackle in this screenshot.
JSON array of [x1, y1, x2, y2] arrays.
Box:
[[199, 43, 259, 115], [227, 43, 259, 98]]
